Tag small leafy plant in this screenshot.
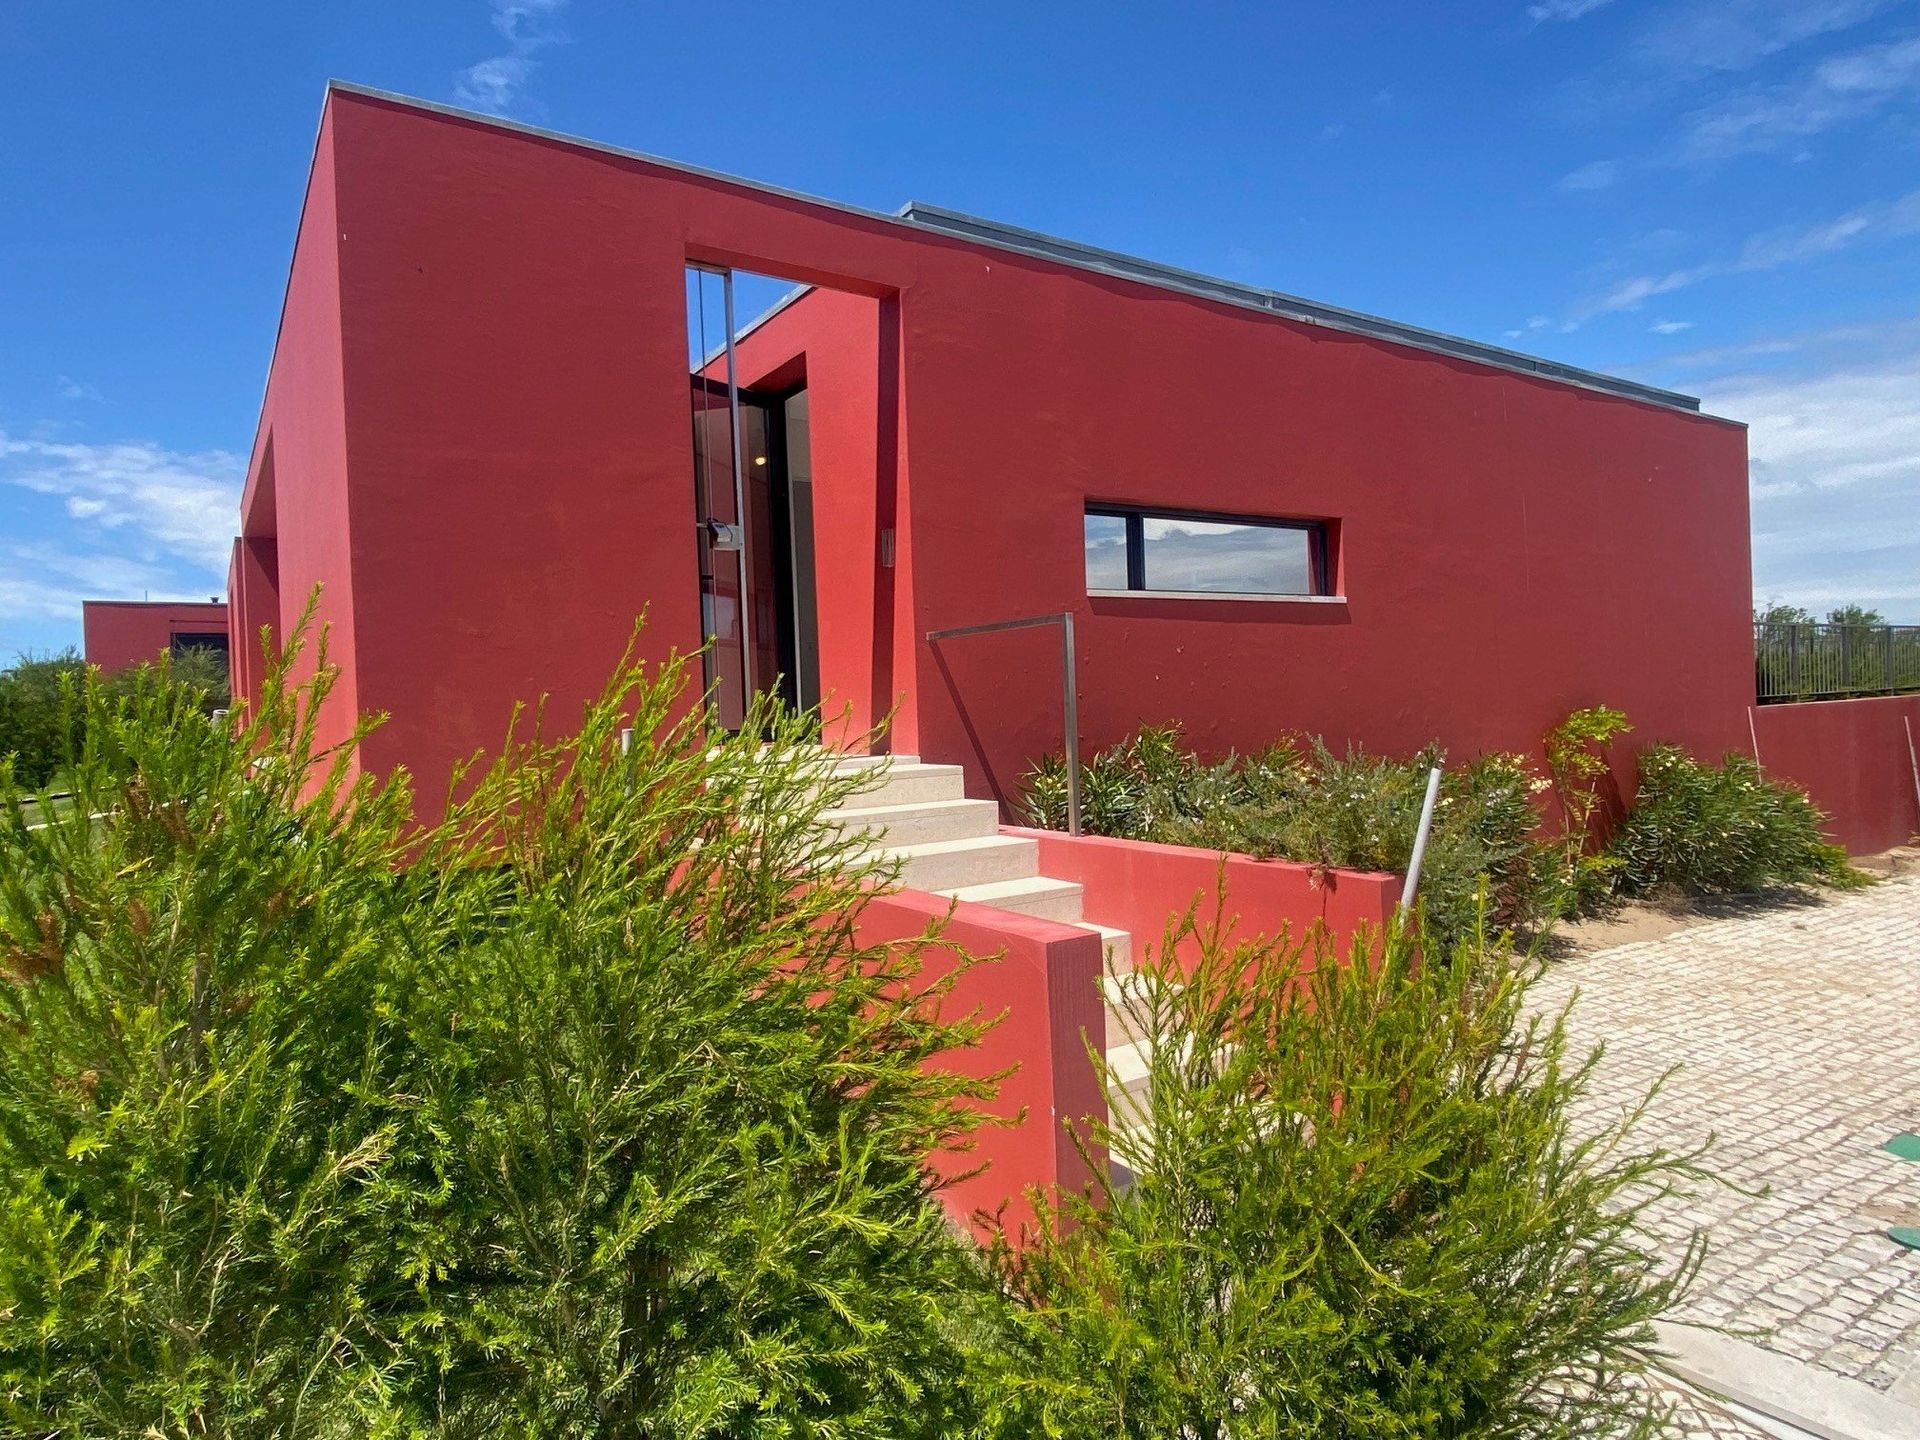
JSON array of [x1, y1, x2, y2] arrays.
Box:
[[1606, 745, 1868, 897], [1542, 704, 1633, 914]]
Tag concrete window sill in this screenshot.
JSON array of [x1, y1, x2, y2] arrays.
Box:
[[1087, 589, 1348, 606]]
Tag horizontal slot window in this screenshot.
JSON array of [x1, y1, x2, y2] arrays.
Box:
[[1084, 506, 1332, 597]]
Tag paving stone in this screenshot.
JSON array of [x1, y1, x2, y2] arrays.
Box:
[[1532, 875, 1920, 1396]]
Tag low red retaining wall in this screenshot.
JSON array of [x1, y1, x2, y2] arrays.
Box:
[[1750, 696, 1920, 854], [1007, 827, 1402, 975], [853, 888, 1106, 1239]]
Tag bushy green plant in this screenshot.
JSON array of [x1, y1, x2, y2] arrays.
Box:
[[1542, 704, 1633, 914], [0, 615, 998, 1435], [1023, 723, 1217, 838], [0, 623, 414, 1432], [1607, 745, 1867, 897], [1023, 732, 1558, 945], [976, 905, 1708, 1438], [389, 652, 997, 1437]]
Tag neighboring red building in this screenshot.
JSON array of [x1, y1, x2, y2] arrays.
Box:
[[82, 599, 229, 672], [231, 82, 1759, 823]]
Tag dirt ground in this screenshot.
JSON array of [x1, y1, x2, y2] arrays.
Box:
[[1546, 844, 1920, 956]]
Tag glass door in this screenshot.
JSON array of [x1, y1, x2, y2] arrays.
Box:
[[686, 265, 822, 728], [687, 265, 752, 729]]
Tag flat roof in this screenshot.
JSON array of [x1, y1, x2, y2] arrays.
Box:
[[81, 599, 226, 610], [327, 81, 1707, 417]]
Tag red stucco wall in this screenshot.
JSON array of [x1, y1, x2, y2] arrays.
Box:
[[748, 280, 1754, 812], [242, 86, 1755, 834], [81, 601, 229, 672], [1751, 696, 1920, 853], [233, 108, 359, 765]]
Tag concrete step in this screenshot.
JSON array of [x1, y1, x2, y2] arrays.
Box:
[[1101, 969, 1182, 1050], [823, 796, 1001, 848], [1106, 1036, 1152, 1093], [889, 833, 1039, 892], [937, 875, 1086, 923], [825, 751, 916, 773], [841, 761, 969, 809], [1081, 923, 1132, 975]]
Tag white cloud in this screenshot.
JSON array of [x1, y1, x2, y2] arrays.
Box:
[[1570, 186, 1920, 320], [1529, 0, 1615, 23], [56, 376, 104, 403], [1649, 312, 1920, 373], [1677, 32, 1920, 161], [0, 432, 243, 576], [454, 0, 569, 116], [1635, 0, 1898, 75], [1693, 324, 1920, 618], [1649, 319, 1695, 334], [1558, 158, 1621, 191]]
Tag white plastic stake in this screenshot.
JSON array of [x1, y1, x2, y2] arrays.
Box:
[[1399, 765, 1444, 915], [1905, 716, 1919, 831]]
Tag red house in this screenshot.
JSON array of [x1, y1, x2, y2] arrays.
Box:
[[230, 82, 1764, 815], [82, 599, 229, 673], [225, 81, 1920, 1221]]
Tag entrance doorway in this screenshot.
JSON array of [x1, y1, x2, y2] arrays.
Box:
[[686, 265, 821, 729]]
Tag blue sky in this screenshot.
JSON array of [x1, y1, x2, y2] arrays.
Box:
[[3, 0, 1917, 655]]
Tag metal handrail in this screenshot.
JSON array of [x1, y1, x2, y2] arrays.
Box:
[[926, 612, 1082, 836]]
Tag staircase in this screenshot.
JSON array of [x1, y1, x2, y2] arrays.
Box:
[[826, 754, 1154, 1150]]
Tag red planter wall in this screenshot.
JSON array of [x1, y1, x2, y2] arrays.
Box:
[[1011, 828, 1402, 974], [852, 888, 1107, 1239]]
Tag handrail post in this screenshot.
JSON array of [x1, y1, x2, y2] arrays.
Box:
[[1062, 611, 1082, 837], [924, 610, 1083, 836]]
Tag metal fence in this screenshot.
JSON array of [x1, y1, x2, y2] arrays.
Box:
[[1755, 622, 1920, 702]]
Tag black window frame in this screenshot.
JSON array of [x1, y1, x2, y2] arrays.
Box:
[[1084, 504, 1333, 597]]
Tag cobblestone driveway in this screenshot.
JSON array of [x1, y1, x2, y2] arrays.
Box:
[[1533, 875, 1920, 1424]]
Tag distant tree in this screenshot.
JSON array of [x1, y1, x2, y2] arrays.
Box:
[[1825, 603, 1884, 628], [0, 651, 87, 788], [1753, 602, 1813, 627], [0, 646, 228, 791]]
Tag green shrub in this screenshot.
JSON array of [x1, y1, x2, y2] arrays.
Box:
[[1022, 730, 1559, 946], [1, 619, 1739, 1435], [976, 908, 1708, 1438], [1607, 745, 1866, 896], [0, 617, 997, 1436], [0, 626, 414, 1432]]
